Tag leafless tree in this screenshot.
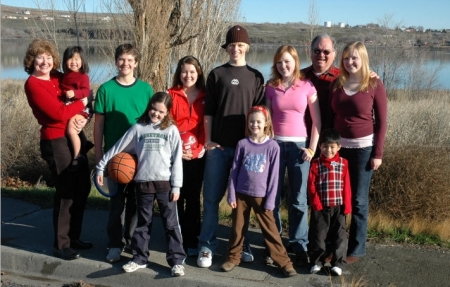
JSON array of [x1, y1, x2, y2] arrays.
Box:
[[28, 0, 60, 46], [63, 0, 86, 46], [370, 14, 409, 93], [369, 13, 443, 99], [98, 0, 240, 91], [307, 0, 319, 45]]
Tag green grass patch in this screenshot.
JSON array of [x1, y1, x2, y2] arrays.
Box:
[[367, 227, 450, 249], [2, 186, 110, 210]]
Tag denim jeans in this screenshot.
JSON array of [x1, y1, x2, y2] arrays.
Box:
[[339, 147, 374, 257], [106, 178, 137, 249], [198, 147, 235, 254], [273, 141, 310, 252]]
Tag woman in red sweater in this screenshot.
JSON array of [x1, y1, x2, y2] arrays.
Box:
[[167, 56, 206, 256], [330, 41, 387, 264], [23, 39, 92, 260]]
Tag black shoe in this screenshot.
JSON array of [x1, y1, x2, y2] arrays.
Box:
[[70, 239, 93, 250], [123, 243, 132, 254], [295, 251, 310, 267], [53, 247, 80, 260]]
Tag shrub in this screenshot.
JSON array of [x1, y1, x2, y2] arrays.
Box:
[[370, 90, 450, 236], [1, 79, 48, 182], [371, 146, 450, 222]]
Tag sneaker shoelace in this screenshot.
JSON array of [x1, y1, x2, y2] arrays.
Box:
[[200, 251, 210, 258], [243, 245, 250, 253]]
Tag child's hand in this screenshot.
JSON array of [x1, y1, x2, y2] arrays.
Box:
[[171, 192, 180, 202], [182, 149, 193, 160], [96, 175, 103, 186], [229, 202, 237, 209], [300, 147, 314, 162], [66, 90, 75, 98], [197, 147, 206, 158], [371, 158, 382, 171], [206, 141, 224, 151]]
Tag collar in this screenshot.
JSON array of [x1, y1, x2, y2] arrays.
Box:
[[304, 65, 339, 77], [319, 153, 341, 170], [276, 78, 303, 90]]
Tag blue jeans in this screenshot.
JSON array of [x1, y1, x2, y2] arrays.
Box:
[[198, 147, 235, 254], [273, 141, 310, 252], [339, 147, 374, 257]]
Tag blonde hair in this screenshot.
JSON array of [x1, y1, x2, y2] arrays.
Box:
[[268, 45, 303, 87], [245, 106, 275, 138], [334, 41, 377, 92], [225, 42, 250, 52]]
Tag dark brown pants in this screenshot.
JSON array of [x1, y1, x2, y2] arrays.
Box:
[[40, 132, 91, 250], [227, 193, 293, 269]]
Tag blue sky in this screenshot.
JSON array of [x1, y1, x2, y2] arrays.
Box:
[[2, 0, 449, 30]]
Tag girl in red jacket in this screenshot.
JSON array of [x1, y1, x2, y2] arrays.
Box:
[[61, 46, 91, 170], [167, 56, 206, 256]]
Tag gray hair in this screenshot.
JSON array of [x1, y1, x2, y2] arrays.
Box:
[[310, 33, 336, 50]]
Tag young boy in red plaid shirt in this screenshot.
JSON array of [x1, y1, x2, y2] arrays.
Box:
[[307, 128, 351, 276]]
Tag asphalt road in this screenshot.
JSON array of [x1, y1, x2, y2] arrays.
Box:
[[2, 197, 450, 287]]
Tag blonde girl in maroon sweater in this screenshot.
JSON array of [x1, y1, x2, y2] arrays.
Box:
[[330, 41, 387, 264]]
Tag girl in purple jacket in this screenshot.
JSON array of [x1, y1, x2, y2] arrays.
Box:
[[220, 106, 297, 277]]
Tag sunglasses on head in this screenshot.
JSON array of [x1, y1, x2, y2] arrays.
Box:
[[313, 49, 333, 55]]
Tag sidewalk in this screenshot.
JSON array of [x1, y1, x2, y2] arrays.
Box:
[[2, 197, 450, 287]]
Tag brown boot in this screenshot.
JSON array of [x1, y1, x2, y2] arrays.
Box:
[[282, 266, 297, 277], [221, 261, 236, 272]]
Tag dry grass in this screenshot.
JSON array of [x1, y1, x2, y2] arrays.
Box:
[[369, 212, 450, 244], [369, 90, 450, 241]]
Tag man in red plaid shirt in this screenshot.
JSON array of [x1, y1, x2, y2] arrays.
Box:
[[307, 128, 351, 276]]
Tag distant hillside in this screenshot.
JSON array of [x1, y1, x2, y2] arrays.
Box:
[[2, 4, 448, 47]]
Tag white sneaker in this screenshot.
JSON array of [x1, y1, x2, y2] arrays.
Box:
[[106, 247, 122, 263], [310, 264, 321, 274], [122, 261, 147, 273], [331, 266, 342, 276], [197, 251, 212, 267], [241, 244, 254, 263], [171, 264, 185, 276]]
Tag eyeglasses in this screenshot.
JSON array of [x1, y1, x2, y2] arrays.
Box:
[[313, 49, 333, 56]]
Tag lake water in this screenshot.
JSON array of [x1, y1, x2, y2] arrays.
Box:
[[2, 40, 450, 90]]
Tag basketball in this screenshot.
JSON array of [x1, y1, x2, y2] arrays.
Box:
[[107, 152, 137, 184], [180, 131, 198, 151]]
